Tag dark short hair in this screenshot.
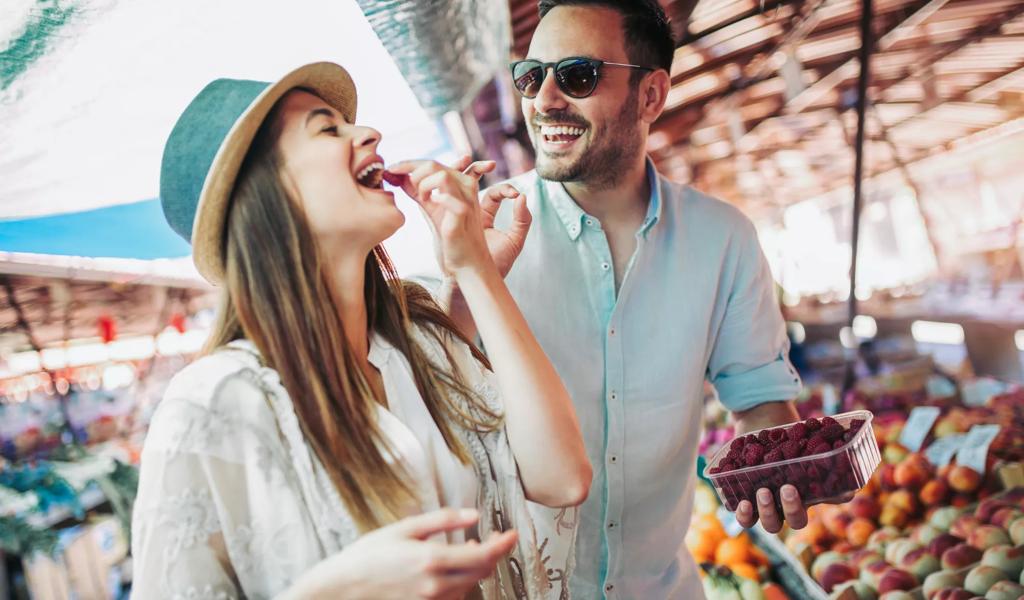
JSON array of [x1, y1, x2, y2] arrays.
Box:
[[537, 0, 675, 73]]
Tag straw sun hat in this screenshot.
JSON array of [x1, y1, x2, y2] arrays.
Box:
[[159, 62, 357, 284]]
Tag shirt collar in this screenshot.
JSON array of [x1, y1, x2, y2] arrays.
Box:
[[367, 331, 393, 369], [546, 180, 587, 241], [638, 157, 663, 237], [544, 156, 664, 241]]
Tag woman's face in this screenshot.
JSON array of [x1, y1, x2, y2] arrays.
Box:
[[274, 89, 405, 251]]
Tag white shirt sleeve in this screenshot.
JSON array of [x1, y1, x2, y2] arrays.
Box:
[[131, 369, 323, 599]]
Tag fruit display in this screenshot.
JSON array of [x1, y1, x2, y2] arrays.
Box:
[[704, 411, 881, 511]]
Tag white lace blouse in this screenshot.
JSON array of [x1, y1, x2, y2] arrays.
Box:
[[130, 325, 578, 600]]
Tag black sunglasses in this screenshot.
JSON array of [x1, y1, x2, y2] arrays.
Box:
[[509, 56, 654, 99]]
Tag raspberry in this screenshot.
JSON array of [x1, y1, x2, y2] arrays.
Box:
[[822, 424, 845, 442], [808, 442, 832, 455], [787, 423, 808, 441], [764, 448, 783, 464], [757, 429, 772, 446], [820, 416, 840, 429], [806, 432, 827, 449], [832, 440, 845, 450], [720, 460, 738, 472], [768, 429, 787, 447], [708, 466, 722, 475], [731, 436, 748, 449], [743, 443, 766, 466], [849, 419, 865, 432], [726, 447, 743, 462], [781, 440, 801, 460], [842, 430, 856, 443], [804, 417, 822, 432]]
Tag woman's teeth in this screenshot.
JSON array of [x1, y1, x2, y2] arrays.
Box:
[[356, 162, 385, 189], [541, 125, 585, 144]]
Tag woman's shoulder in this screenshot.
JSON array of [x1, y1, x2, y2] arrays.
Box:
[[146, 342, 281, 454], [163, 342, 265, 404]]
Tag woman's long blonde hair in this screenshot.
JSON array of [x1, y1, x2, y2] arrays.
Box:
[[204, 97, 500, 531]]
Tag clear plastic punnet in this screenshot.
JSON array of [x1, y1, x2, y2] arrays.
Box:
[[703, 410, 881, 511]]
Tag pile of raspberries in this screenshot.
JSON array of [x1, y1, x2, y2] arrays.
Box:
[[708, 417, 868, 510]]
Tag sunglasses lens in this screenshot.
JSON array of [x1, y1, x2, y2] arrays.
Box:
[[557, 60, 598, 98], [512, 62, 544, 98]]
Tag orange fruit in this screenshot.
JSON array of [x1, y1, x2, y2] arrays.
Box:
[[715, 537, 751, 565], [728, 561, 760, 582]]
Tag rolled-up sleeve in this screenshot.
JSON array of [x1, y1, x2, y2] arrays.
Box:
[[707, 218, 802, 412]]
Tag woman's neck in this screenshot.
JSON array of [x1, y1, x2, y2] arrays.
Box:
[[329, 251, 371, 363]]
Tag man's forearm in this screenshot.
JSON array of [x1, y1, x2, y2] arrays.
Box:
[[733, 400, 800, 435]]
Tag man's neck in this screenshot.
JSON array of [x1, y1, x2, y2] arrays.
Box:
[[562, 156, 650, 227]]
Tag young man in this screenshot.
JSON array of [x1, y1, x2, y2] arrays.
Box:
[[448, 1, 808, 597]]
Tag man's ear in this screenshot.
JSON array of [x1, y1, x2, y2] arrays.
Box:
[[640, 69, 671, 124]]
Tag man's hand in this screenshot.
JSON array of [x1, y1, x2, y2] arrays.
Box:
[[735, 484, 808, 534], [452, 155, 532, 278], [732, 401, 809, 533]]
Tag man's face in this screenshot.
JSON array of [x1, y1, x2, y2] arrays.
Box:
[[522, 5, 645, 186]]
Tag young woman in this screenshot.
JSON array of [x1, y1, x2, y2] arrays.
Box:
[[132, 62, 590, 599]]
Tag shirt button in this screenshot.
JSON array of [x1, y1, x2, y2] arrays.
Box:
[[609, 328, 615, 335], [608, 521, 616, 528], [601, 262, 610, 271], [609, 455, 618, 463], [585, 218, 594, 226], [610, 392, 617, 400], [605, 584, 614, 592]]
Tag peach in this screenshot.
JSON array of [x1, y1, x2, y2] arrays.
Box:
[[821, 563, 858, 593], [828, 581, 874, 600], [950, 515, 983, 540], [963, 565, 1008, 595], [920, 480, 950, 507], [984, 580, 1024, 600], [947, 465, 982, 494], [913, 524, 944, 546], [825, 511, 855, 540], [849, 549, 885, 570], [977, 498, 1014, 524], [884, 444, 910, 465], [877, 464, 899, 491], [932, 590, 974, 600], [861, 560, 891, 589], [967, 525, 1011, 551], [1010, 517, 1024, 546], [990, 508, 1023, 530], [878, 568, 919, 594], [877, 592, 914, 600], [895, 455, 931, 489], [930, 507, 964, 532], [848, 518, 877, 547], [941, 543, 983, 571], [813, 551, 846, 582], [981, 544, 1024, 579], [849, 495, 882, 520], [868, 527, 903, 554], [922, 570, 966, 600], [886, 540, 922, 566], [933, 416, 963, 438], [880, 505, 910, 529], [888, 489, 920, 516], [900, 546, 941, 581], [927, 534, 964, 559]]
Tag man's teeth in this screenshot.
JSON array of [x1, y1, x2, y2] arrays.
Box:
[[540, 125, 585, 137]]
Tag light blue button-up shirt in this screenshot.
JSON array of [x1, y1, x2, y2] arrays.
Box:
[[494, 160, 802, 599]]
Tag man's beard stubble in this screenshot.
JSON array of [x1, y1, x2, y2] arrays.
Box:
[[534, 88, 643, 189]]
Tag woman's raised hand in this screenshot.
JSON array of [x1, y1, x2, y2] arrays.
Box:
[[385, 160, 494, 280]]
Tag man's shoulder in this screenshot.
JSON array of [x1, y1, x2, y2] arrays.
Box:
[[659, 175, 755, 233]]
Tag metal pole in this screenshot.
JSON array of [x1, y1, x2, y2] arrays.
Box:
[[844, 0, 874, 395]]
